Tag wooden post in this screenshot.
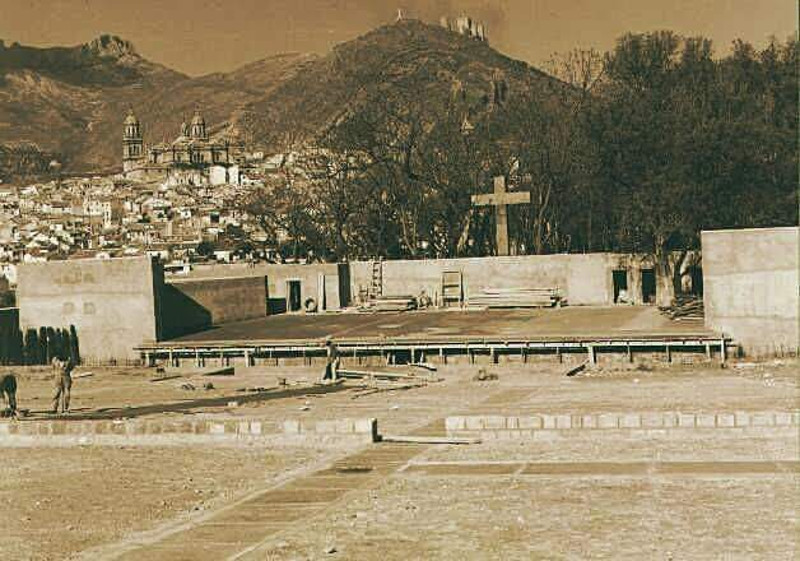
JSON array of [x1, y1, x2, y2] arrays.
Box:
[[627, 344, 633, 363], [587, 345, 596, 365], [666, 344, 672, 363]]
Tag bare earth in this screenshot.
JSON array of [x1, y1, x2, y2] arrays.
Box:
[[0, 357, 797, 560]]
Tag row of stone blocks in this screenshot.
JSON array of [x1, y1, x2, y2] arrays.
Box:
[[445, 411, 800, 432], [0, 417, 378, 441], [283, 418, 378, 442]]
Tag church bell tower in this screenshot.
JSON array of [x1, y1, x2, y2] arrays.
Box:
[[122, 108, 144, 173]]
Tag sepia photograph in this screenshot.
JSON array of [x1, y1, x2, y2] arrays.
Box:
[[0, 1, 797, 559]]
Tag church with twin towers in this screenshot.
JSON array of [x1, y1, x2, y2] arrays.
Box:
[[122, 108, 244, 186]]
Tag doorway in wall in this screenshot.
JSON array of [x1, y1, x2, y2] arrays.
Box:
[[641, 269, 657, 304], [286, 280, 302, 312], [688, 265, 704, 296], [612, 270, 628, 303]]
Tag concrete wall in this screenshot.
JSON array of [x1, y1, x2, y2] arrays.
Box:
[[351, 254, 658, 306], [175, 263, 345, 312], [162, 276, 267, 338], [702, 227, 799, 355], [17, 257, 160, 361]]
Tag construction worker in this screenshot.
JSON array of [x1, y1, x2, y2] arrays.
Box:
[[322, 338, 340, 383], [0, 373, 17, 417], [51, 356, 74, 414]]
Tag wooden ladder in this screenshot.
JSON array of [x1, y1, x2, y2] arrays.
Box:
[[369, 258, 383, 300]]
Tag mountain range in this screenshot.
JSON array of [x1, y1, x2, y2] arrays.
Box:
[[0, 20, 563, 180]]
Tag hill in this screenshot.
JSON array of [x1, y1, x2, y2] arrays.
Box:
[[0, 20, 566, 179]]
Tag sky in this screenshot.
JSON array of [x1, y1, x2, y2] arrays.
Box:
[[0, 0, 795, 76]]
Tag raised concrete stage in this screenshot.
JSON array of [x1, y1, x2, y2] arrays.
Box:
[[137, 307, 730, 366]]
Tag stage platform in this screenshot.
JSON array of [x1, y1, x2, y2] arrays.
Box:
[[138, 307, 729, 365]]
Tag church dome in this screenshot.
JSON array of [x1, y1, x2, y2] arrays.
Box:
[[191, 111, 205, 126]]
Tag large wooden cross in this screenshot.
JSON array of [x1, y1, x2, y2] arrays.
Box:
[[471, 176, 530, 256]]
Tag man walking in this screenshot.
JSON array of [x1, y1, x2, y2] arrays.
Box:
[[0, 373, 17, 417], [322, 338, 340, 383], [51, 356, 74, 414]]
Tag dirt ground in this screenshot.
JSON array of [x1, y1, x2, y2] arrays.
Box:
[[0, 444, 351, 561], [0, 357, 797, 560]]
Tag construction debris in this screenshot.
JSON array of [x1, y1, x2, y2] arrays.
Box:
[[410, 362, 437, 372], [364, 295, 417, 312], [472, 368, 499, 381], [149, 375, 183, 383], [467, 287, 562, 309], [563, 360, 589, 377], [338, 368, 438, 382], [660, 295, 704, 321], [202, 366, 235, 376]]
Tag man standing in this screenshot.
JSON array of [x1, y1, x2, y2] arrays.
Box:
[[322, 338, 340, 383], [51, 356, 74, 414], [0, 373, 17, 417]]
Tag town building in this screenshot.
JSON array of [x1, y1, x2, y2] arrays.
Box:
[[122, 109, 244, 186]]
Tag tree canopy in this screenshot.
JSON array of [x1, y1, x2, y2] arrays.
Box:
[[241, 31, 798, 273]]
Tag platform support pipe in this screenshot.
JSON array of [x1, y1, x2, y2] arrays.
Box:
[[720, 338, 727, 364], [587, 345, 597, 365]]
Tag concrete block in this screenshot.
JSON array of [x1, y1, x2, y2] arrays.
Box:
[[0, 423, 9, 435], [580, 415, 597, 429], [774, 412, 792, 426], [237, 422, 250, 435], [750, 413, 774, 427], [465, 417, 484, 430], [735, 412, 750, 427], [445, 417, 466, 431], [597, 414, 618, 429], [793, 412, 800, 426], [678, 414, 696, 428], [249, 421, 262, 435], [541, 415, 556, 430], [555, 415, 572, 430], [282, 420, 301, 434], [662, 413, 678, 428], [209, 423, 226, 435], [696, 414, 716, 428], [532, 430, 558, 441], [51, 422, 67, 435], [641, 413, 663, 428], [620, 414, 641, 429], [506, 417, 520, 430], [518, 416, 542, 430], [484, 416, 506, 430], [315, 420, 337, 434], [716, 413, 735, 428], [353, 418, 378, 442], [335, 419, 355, 433]]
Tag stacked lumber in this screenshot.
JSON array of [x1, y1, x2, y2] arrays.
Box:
[[366, 295, 418, 312], [467, 287, 561, 309], [660, 295, 704, 321]]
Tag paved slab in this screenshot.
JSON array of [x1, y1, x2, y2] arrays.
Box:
[[400, 460, 800, 477], [168, 306, 712, 344]]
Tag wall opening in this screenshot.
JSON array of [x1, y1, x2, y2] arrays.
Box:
[[641, 269, 657, 304], [612, 270, 628, 303], [286, 280, 302, 312]]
